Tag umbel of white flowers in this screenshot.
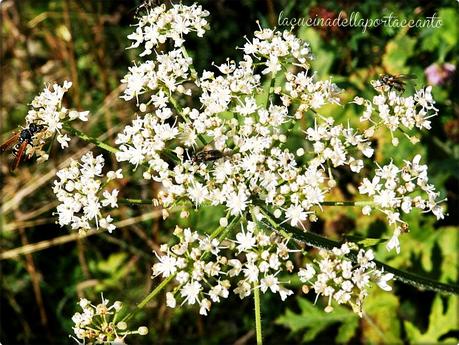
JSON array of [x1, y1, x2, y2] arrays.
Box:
[[24, 2, 443, 338]]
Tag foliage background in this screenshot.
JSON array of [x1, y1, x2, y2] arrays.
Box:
[[1, 0, 458, 344]]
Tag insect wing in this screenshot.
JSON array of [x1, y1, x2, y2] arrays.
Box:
[[0, 132, 19, 152], [397, 74, 417, 80], [11, 140, 28, 171]]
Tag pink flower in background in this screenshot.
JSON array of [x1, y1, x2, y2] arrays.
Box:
[[425, 63, 456, 86]]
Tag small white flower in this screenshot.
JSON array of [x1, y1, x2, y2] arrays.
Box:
[[284, 204, 309, 227], [181, 281, 202, 305], [386, 232, 401, 254], [166, 292, 176, 308], [376, 272, 394, 291], [57, 134, 71, 148], [260, 274, 280, 293], [153, 254, 179, 278], [235, 228, 256, 253], [298, 265, 315, 282], [102, 190, 119, 208]]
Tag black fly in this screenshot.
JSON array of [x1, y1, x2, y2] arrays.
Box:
[[379, 74, 417, 93], [192, 149, 225, 164]]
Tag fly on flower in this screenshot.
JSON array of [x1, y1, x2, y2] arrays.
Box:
[[379, 73, 417, 93], [192, 149, 224, 163], [0, 123, 45, 171], [192, 148, 233, 164]]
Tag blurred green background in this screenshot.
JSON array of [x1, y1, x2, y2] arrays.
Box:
[[1, 0, 458, 344]]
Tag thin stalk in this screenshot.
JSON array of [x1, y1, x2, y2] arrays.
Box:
[[63, 123, 119, 154], [253, 285, 263, 345], [202, 215, 240, 261], [122, 274, 175, 322], [216, 215, 240, 241], [319, 201, 374, 207], [168, 94, 207, 146], [180, 46, 198, 82], [118, 198, 154, 205]]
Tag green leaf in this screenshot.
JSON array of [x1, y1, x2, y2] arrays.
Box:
[[297, 27, 335, 77], [336, 317, 359, 343], [92, 253, 131, 291], [97, 252, 128, 274], [276, 297, 359, 343], [420, 8, 458, 58], [404, 295, 459, 343], [255, 76, 273, 108], [382, 35, 416, 74], [437, 227, 459, 282], [362, 289, 402, 344], [346, 235, 387, 248]]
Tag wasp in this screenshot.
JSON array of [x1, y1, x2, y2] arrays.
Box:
[[379, 73, 417, 92], [0, 123, 44, 171]]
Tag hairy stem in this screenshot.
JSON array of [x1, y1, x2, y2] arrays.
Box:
[[253, 284, 263, 345], [319, 201, 373, 207], [122, 274, 175, 322], [167, 94, 207, 146], [63, 123, 119, 154], [181, 46, 199, 82], [118, 198, 154, 205]]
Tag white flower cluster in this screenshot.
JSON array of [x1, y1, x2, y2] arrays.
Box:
[[53, 152, 122, 233], [305, 117, 374, 172], [117, 11, 352, 227], [354, 83, 438, 143], [71, 295, 148, 344], [120, 50, 193, 105], [243, 27, 312, 73], [152, 223, 294, 316], [359, 154, 444, 253], [283, 71, 340, 115], [25, 81, 89, 161], [127, 3, 209, 54], [121, 3, 209, 109], [231, 222, 294, 301], [298, 243, 393, 316]]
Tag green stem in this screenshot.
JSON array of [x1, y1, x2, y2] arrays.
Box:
[[181, 46, 198, 82], [253, 285, 263, 345], [63, 123, 119, 154], [118, 198, 153, 205], [216, 215, 240, 241], [167, 94, 207, 146], [201, 214, 240, 261], [122, 274, 175, 322], [265, 72, 275, 107], [257, 204, 459, 295]]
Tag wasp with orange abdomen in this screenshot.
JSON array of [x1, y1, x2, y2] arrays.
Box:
[[0, 123, 45, 171]]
